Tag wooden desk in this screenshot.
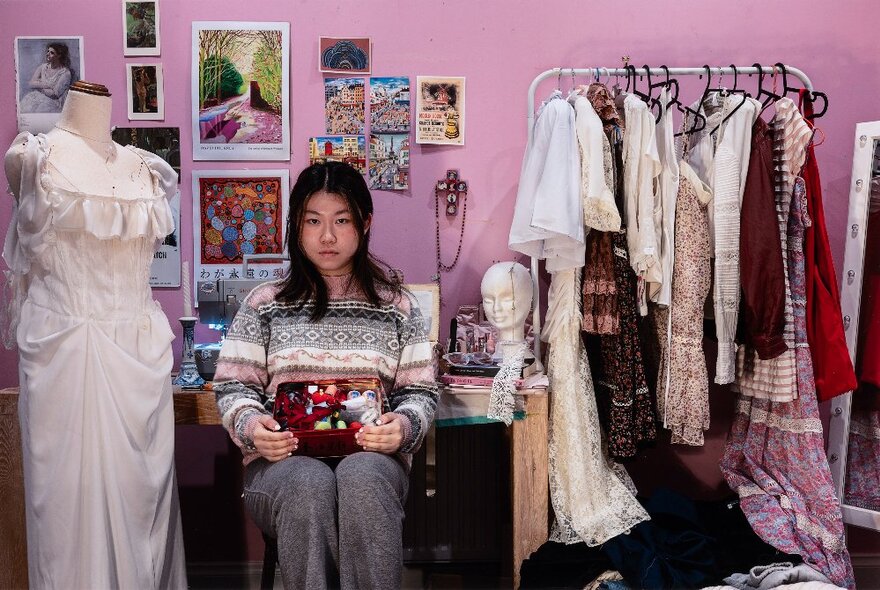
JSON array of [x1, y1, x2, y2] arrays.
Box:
[[0, 386, 548, 590], [436, 386, 549, 588], [504, 389, 549, 589]]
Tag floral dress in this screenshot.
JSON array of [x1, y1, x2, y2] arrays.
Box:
[[721, 178, 854, 588], [654, 161, 712, 445]]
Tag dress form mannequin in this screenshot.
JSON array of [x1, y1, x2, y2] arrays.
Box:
[[3, 81, 186, 588], [481, 262, 533, 359], [6, 81, 152, 202]]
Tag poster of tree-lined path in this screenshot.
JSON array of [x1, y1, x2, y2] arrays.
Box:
[[191, 21, 290, 161]]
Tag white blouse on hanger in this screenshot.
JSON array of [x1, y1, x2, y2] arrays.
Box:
[[509, 90, 585, 272], [650, 88, 680, 307], [621, 93, 661, 314], [570, 93, 620, 232]]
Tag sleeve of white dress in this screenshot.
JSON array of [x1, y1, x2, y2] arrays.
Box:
[[130, 147, 177, 239], [2, 132, 41, 348]]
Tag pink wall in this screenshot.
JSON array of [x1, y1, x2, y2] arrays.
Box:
[[2, 0, 880, 552]]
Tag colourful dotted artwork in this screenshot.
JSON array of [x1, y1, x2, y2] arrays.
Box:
[[198, 176, 283, 263], [191, 171, 290, 289]]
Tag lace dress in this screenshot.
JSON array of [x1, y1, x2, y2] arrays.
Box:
[[2, 133, 187, 589], [545, 268, 649, 545], [721, 178, 854, 588]]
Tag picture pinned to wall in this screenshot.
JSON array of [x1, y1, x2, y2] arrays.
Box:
[[126, 63, 164, 120], [123, 0, 160, 56], [405, 283, 440, 343], [14, 36, 84, 134], [111, 126, 181, 182], [309, 136, 366, 174], [415, 76, 465, 146], [324, 77, 365, 135], [191, 21, 290, 161], [370, 76, 410, 133], [191, 170, 290, 286], [319, 37, 370, 74], [112, 127, 182, 286], [368, 133, 409, 191]]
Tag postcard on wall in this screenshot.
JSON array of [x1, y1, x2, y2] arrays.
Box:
[[191, 170, 290, 290], [123, 0, 160, 56], [368, 134, 409, 191], [324, 77, 365, 135], [319, 37, 370, 74], [309, 135, 366, 174], [112, 126, 182, 286], [369, 76, 410, 133], [14, 36, 84, 134], [111, 126, 181, 182], [126, 63, 164, 120], [415, 76, 465, 146], [191, 21, 290, 161]]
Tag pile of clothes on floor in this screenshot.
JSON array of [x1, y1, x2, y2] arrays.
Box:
[[520, 489, 845, 590]]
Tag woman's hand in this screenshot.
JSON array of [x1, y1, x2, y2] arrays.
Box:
[[252, 415, 297, 462], [355, 412, 404, 454]]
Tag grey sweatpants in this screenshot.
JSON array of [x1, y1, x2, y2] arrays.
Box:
[[243, 452, 409, 590]]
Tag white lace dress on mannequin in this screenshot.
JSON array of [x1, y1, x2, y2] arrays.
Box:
[[3, 132, 187, 588], [543, 267, 650, 545]]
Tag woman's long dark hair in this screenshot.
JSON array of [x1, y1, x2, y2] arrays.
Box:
[[276, 162, 400, 320]]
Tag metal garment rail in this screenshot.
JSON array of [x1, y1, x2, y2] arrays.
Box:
[[524, 64, 815, 363]]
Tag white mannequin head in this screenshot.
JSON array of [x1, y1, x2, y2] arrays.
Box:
[[481, 262, 532, 343]]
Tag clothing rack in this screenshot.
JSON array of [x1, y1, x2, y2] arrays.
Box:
[[524, 63, 817, 364]]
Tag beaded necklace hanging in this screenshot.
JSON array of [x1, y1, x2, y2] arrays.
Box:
[[432, 170, 469, 294]]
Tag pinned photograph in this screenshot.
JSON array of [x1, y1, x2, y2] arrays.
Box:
[[192, 21, 290, 161], [123, 0, 160, 56], [126, 64, 164, 120], [370, 76, 410, 133], [324, 77, 365, 135], [112, 127, 181, 285], [319, 37, 370, 74], [309, 136, 366, 174], [191, 170, 290, 287], [14, 36, 84, 134], [415, 76, 465, 146], [368, 133, 409, 191]]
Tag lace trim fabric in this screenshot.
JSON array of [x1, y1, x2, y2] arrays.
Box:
[[487, 341, 528, 426], [545, 268, 649, 546]]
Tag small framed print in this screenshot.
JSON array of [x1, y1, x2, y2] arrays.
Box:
[[416, 76, 465, 146], [405, 283, 440, 343], [126, 63, 164, 120], [14, 36, 84, 134], [319, 37, 371, 75], [123, 0, 160, 56]]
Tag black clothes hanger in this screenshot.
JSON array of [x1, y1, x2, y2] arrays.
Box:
[[753, 62, 786, 114], [706, 65, 752, 136], [806, 90, 829, 120]]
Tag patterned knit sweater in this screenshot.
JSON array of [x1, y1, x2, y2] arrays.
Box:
[[214, 274, 439, 466]]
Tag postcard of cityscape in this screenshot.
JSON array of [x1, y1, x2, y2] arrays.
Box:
[[324, 77, 365, 135], [369, 76, 410, 133], [368, 133, 409, 191], [308, 135, 366, 174]]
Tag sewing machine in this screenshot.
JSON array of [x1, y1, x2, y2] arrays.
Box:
[[194, 254, 287, 380]]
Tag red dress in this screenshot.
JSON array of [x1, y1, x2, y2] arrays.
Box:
[[799, 92, 857, 401]]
